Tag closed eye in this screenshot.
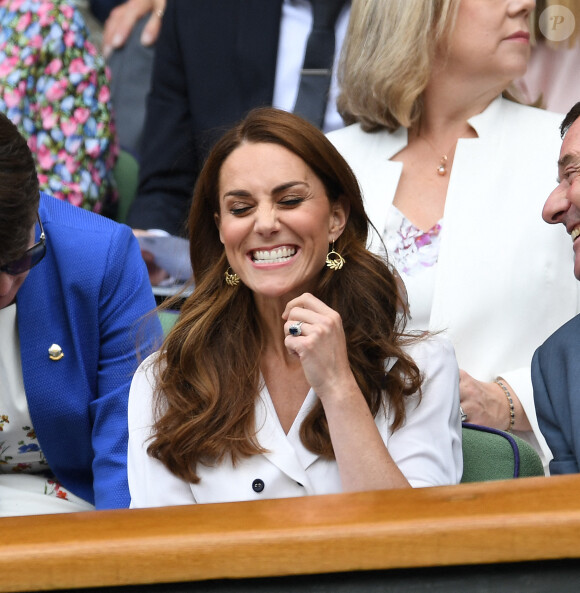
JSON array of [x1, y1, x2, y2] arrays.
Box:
[[279, 196, 305, 207], [230, 205, 253, 216]]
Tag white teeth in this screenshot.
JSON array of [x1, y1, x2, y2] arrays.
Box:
[[252, 246, 296, 263], [572, 228, 580, 241]]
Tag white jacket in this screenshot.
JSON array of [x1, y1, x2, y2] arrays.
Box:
[[328, 96, 580, 469], [128, 337, 462, 507]]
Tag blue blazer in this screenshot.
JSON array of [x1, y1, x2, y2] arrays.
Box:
[[532, 314, 580, 475], [16, 193, 163, 509]]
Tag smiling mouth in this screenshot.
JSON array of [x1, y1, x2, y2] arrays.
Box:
[[572, 228, 580, 242], [251, 246, 296, 263]]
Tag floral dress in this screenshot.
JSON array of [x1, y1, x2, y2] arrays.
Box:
[[0, 0, 118, 214]]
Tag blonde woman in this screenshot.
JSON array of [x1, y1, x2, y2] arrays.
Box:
[[328, 0, 578, 472]]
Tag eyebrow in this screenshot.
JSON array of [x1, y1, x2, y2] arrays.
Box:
[[272, 180, 308, 194], [558, 152, 580, 170], [222, 189, 251, 199], [222, 180, 309, 200]]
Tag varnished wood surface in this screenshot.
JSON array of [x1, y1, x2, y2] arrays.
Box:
[[3, 474, 580, 592]]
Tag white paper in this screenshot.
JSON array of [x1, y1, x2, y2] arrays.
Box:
[[137, 234, 192, 281]]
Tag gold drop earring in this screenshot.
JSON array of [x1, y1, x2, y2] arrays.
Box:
[[224, 267, 240, 287], [326, 241, 345, 271]]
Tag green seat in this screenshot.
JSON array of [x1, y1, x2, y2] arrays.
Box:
[[158, 310, 179, 337], [113, 149, 139, 224], [460, 423, 544, 483]]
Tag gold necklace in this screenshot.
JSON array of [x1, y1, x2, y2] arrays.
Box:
[[419, 135, 455, 177]]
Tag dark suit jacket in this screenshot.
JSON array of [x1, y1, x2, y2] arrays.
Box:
[[532, 313, 580, 475], [126, 0, 283, 236], [89, 0, 123, 23]]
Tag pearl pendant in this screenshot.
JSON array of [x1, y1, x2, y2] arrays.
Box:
[[436, 155, 448, 176]]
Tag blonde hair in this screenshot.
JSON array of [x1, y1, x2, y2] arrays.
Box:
[[337, 0, 460, 132]]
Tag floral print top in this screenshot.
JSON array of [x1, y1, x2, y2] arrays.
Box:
[[385, 205, 444, 331], [0, 0, 118, 214], [0, 302, 82, 511], [0, 417, 71, 501], [385, 205, 443, 276]]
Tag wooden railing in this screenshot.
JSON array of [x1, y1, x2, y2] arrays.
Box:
[[3, 474, 580, 592]]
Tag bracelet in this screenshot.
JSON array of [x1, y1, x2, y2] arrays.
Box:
[[495, 378, 515, 432]]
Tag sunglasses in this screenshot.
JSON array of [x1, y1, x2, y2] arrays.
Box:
[[0, 214, 46, 276]]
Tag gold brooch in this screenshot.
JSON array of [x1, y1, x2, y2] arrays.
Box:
[[48, 344, 64, 361]]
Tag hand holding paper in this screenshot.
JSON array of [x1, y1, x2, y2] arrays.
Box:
[[135, 231, 192, 283]]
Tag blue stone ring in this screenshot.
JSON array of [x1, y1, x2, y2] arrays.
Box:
[[289, 321, 304, 337]]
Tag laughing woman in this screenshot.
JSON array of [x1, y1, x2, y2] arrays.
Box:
[[127, 108, 462, 506]]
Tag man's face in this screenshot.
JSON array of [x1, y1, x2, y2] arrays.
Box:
[[0, 225, 35, 309], [543, 118, 580, 280]]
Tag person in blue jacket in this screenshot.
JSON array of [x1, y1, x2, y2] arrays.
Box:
[[532, 102, 580, 475], [0, 112, 162, 516]]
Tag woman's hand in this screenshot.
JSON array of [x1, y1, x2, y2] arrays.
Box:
[[282, 293, 355, 401], [103, 0, 166, 58], [140, 249, 170, 286], [459, 370, 530, 432], [132, 229, 170, 285], [282, 292, 409, 491]]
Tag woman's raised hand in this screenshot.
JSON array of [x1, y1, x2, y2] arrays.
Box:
[[282, 292, 355, 401]]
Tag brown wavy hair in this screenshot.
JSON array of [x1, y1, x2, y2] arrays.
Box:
[[148, 107, 423, 483]]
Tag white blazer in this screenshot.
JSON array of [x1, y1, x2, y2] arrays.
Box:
[[128, 337, 462, 507], [328, 96, 580, 469]]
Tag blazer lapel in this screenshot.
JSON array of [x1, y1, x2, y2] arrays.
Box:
[[256, 386, 318, 489], [343, 126, 407, 253]]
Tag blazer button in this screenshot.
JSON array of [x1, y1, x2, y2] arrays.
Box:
[[252, 479, 264, 493]]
